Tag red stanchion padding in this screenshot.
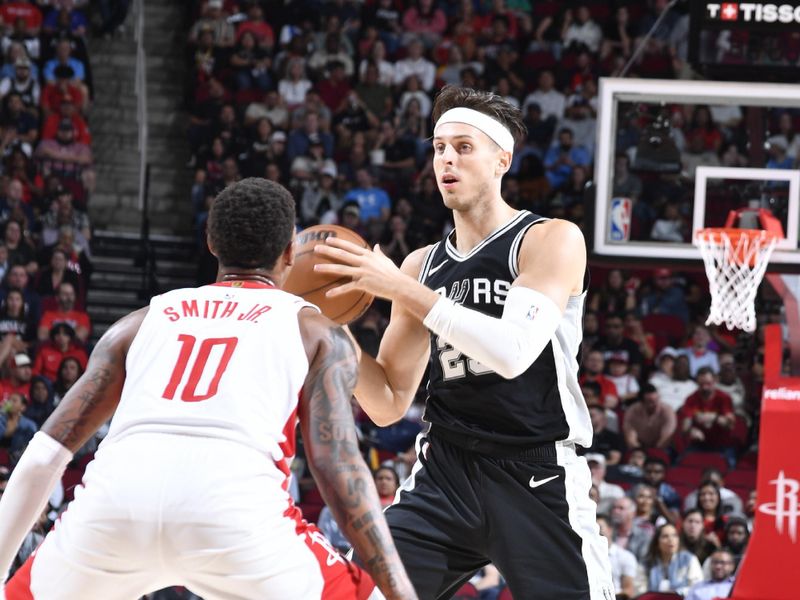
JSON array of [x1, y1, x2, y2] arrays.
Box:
[[731, 325, 800, 600]]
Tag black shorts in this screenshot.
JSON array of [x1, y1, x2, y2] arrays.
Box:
[[384, 429, 614, 600]]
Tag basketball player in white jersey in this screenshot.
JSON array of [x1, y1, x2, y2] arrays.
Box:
[[0, 178, 417, 600], [315, 87, 615, 599]]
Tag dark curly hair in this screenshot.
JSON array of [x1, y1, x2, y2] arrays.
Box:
[[431, 85, 527, 148], [208, 178, 295, 270]]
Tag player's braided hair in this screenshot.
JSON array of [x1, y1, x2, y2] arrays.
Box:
[[431, 85, 527, 147], [208, 178, 295, 270]]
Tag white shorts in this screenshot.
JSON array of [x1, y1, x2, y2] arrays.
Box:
[[6, 434, 380, 600]]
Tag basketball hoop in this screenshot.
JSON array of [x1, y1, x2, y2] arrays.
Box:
[[695, 226, 778, 333]]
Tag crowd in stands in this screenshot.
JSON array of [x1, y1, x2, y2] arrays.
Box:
[[0, 0, 114, 581], [179, 0, 777, 598]]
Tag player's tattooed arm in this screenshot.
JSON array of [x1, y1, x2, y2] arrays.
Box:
[[42, 308, 147, 453], [298, 310, 418, 600]]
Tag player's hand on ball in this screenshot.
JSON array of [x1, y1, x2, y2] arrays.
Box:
[[314, 237, 405, 301]]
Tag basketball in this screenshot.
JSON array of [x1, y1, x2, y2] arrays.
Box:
[[283, 224, 375, 324]]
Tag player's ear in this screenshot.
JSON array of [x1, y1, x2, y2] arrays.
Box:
[[283, 237, 295, 268], [495, 150, 512, 177], [206, 234, 218, 258]]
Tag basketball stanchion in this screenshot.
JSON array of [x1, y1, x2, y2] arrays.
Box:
[[693, 209, 800, 600]]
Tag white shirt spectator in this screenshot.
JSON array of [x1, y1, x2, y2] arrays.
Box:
[[608, 543, 638, 596], [394, 56, 435, 91], [398, 90, 431, 118], [278, 78, 312, 108], [522, 89, 566, 121], [359, 58, 395, 87], [597, 480, 626, 515], [563, 20, 603, 53], [650, 376, 698, 413], [678, 348, 719, 377]]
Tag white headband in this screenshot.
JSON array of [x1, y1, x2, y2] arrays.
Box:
[[434, 107, 514, 152]]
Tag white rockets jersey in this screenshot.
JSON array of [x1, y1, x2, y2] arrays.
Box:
[[102, 281, 316, 465]]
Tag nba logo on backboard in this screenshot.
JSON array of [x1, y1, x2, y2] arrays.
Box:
[[609, 197, 632, 242]]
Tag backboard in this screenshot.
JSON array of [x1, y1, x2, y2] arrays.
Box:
[[593, 77, 800, 270]]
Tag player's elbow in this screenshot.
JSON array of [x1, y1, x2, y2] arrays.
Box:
[[494, 357, 532, 380]]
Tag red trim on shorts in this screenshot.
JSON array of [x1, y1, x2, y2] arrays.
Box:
[[5, 548, 36, 600]]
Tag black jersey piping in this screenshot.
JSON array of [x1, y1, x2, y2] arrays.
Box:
[[444, 210, 531, 262]]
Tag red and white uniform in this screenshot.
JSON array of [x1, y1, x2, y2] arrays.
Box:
[[7, 282, 380, 600]]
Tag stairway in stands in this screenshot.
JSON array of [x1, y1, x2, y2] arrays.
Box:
[[85, 0, 198, 343], [87, 233, 197, 343]]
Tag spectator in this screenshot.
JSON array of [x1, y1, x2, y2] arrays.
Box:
[[561, 4, 602, 54], [316, 504, 352, 554], [374, 464, 400, 508], [3, 220, 35, 274], [1, 263, 40, 323], [631, 482, 668, 527], [635, 523, 703, 595], [235, 1, 274, 49], [40, 186, 91, 250], [680, 367, 735, 456], [188, 0, 235, 48], [393, 37, 435, 92], [0, 55, 39, 109], [0, 349, 31, 398], [243, 89, 288, 130], [522, 70, 565, 122], [682, 126, 722, 179], [358, 39, 395, 88], [694, 480, 729, 547], [642, 457, 682, 514], [0, 179, 34, 233], [22, 375, 54, 429], [41, 5, 88, 38], [650, 201, 687, 242], [355, 61, 392, 119], [610, 495, 653, 563], [32, 322, 87, 383], [336, 201, 366, 237], [287, 111, 333, 163], [680, 508, 719, 566], [597, 313, 645, 379], [685, 549, 735, 600], [623, 384, 677, 450], [0, 390, 36, 464], [606, 352, 639, 405], [584, 399, 624, 464], [721, 515, 749, 568], [343, 167, 391, 224], [290, 138, 336, 191], [683, 468, 743, 515], [373, 119, 416, 186], [40, 64, 87, 117], [0, 287, 35, 346], [300, 163, 342, 226], [34, 117, 94, 194], [229, 30, 271, 92], [588, 269, 637, 315], [0, 2, 42, 36], [52, 354, 82, 405], [307, 33, 354, 79], [1, 16, 39, 62], [587, 452, 625, 514], [37, 280, 90, 342], [715, 352, 747, 422], [543, 127, 591, 191], [597, 513, 637, 599], [1, 92, 38, 150], [767, 112, 800, 163], [580, 349, 620, 409], [382, 215, 412, 266], [611, 153, 642, 201], [317, 61, 352, 113], [43, 37, 85, 84], [639, 268, 690, 324], [653, 353, 697, 413], [401, 0, 446, 48], [601, 6, 634, 59], [41, 93, 91, 146]]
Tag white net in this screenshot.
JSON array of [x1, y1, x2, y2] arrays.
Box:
[[695, 229, 778, 333]]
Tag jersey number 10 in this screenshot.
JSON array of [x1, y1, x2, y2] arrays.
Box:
[[162, 334, 238, 402]]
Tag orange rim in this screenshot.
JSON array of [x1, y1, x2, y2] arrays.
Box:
[[696, 227, 779, 267]]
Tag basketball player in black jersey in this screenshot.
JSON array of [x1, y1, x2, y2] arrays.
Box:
[[315, 87, 614, 599]]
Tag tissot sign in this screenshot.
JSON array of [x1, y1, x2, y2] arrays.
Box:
[[706, 2, 800, 24]]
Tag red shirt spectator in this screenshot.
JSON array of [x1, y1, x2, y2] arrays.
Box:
[[37, 281, 90, 343], [579, 349, 620, 409], [33, 322, 88, 382], [0, 352, 32, 401], [236, 3, 273, 47], [41, 110, 91, 145], [680, 368, 734, 449], [0, 2, 42, 34], [40, 65, 87, 116]]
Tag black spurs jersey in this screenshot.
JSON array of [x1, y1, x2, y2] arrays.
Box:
[[419, 211, 593, 447]]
